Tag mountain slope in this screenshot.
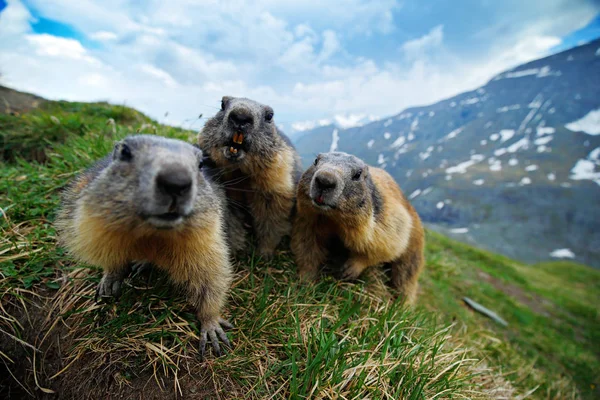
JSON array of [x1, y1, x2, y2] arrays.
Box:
[[295, 39, 600, 268]]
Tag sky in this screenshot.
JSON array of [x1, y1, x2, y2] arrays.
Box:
[[0, 0, 599, 133]]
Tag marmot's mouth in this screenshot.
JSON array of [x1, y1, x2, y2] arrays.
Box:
[[154, 212, 181, 221], [228, 132, 245, 155]]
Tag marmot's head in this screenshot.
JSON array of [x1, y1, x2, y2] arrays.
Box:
[[85, 135, 218, 230], [299, 152, 379, 216], [199, 96, 279, 163]]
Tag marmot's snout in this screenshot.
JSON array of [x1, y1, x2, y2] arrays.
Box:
[[228, 107, 253, 131], [156, 165, 192, 198], [146, 162, 197, 229], [310, 169, 344, 210], [224, 106, 254, 160]]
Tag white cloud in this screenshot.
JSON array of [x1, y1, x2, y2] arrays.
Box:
[[0, 0, 32, 38], [401, 25, 444, 59], [90, 31, 118, 41], [26, 34, 99, 64]]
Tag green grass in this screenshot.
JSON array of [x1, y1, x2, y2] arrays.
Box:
[[1, 100, 599, 399]]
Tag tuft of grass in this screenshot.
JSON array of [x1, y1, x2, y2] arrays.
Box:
[[0, 98, 598, 399]]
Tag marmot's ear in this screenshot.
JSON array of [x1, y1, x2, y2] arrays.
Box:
[[112, 140, 132, 162], [221, 96, 233, 110], [112, 141, 124, 160]]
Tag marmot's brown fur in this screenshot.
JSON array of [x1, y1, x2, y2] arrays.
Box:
[[292, 152, 425, 304], [55, 135, 233, 357], [199, 96, 302, 258]]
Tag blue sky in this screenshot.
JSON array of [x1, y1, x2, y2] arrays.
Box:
[[0, 0, 598, 131]]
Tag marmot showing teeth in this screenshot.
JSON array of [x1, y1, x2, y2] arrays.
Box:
[[292, 152, 425, 304], [199, 96, 302, 258], [55, 135, 233, 357]]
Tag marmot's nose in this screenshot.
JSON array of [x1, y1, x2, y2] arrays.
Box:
[[228, 108, 253, 129], [315, 173, 337, 191], [157, 168, 192, 198]]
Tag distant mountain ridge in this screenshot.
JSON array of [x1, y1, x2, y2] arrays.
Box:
[[294, 39, 600, 268]]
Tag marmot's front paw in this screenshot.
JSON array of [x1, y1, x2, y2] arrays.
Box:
[[298, 268, 318, 282], [257, 244, 275, 261], [95, 273, 125, 301], [199, 317, 234, 359], [340, 259, 365, 281]]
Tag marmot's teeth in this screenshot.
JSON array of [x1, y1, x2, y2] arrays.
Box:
[[233, 132, 244, 145]]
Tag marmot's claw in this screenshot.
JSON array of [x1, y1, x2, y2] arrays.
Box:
[[199, 319, 233, 360], [219, 318, 235, 330], [96, 273, 125, 301], [131, 261, 151, 276], [340, 262, 361, 281]]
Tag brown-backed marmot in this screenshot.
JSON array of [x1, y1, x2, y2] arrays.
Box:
[[55, 135, 233, 357], [199, 96, 302, 258], [292, 152, 425, 304]]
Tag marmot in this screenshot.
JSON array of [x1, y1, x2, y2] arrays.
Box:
[[292, 152, 425, 304], [199, 96, 302, 258], [55, 135, 233, 357]]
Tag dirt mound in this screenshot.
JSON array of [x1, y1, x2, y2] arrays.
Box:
[[0, 85, 46, 115]]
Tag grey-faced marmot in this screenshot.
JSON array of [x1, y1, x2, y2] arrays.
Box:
[[55, 135, 233, 357], [199, 96, 302, 258], [292, 152, 425, 304]]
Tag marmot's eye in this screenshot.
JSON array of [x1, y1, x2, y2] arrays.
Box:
[[265, 110, 274, 122], [314, 157, 319, 166], [120, 144, 132, 162], [198, 160, 204, 170], [352, 169, 362, 181]]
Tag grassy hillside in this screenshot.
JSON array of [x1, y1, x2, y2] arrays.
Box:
[[0, 98, 599, 399]]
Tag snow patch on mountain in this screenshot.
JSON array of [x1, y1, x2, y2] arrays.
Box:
[[499, 129, 515, 142], [329, 129, 339, 152], [495, 65, 560, 80], [440, 127, 463, 143], [497, 104, 521, 113], [446, 154, 485, 174], [570, 147, 600, 185], [367, 139, 374, 149], [534, 135, 553, 146], [461, 97, 480, 105], [536, 126, 555, 136], [409, 189, 421, 200], [565, 109, 600, 135], [507, 137, 530, 153], [550, 248, 575, 259], [489, 158, 502, 171]]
